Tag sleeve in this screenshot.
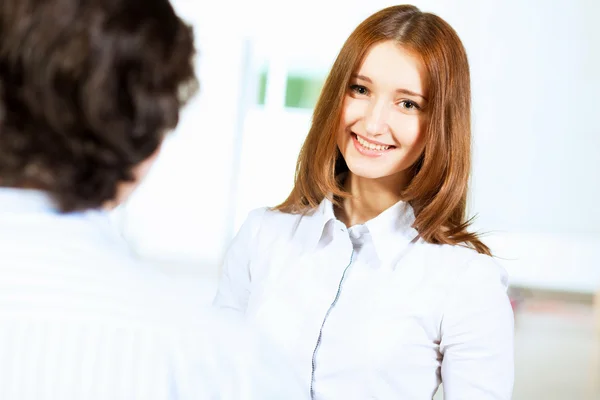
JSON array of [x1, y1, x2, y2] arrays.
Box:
[[212, 208, 266, 314], [439, 254, 515, 400], [168, 309, 309, 400]]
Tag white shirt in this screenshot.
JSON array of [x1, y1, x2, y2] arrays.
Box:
[[0, 188, 305, 400], [214, 198, 515, 400]]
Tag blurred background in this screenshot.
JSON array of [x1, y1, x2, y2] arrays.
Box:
[[111, 0, 600, 398]]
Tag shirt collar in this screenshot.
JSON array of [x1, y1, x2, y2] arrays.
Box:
[[0, 187, 61, 214], [0, 187, 126, 250], [364, 200, 419, 265], [295, 196, 419, 264], [294, 197, 338, 252]]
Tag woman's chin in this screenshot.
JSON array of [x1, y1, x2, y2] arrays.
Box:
[[346, 164, 390, 180]]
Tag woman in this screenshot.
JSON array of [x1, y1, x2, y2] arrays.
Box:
[[214, 5, 514, 399]]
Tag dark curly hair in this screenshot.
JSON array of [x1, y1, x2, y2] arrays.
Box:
[[0, 0, 198, 212]]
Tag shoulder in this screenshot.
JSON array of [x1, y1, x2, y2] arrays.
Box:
[[423, 245, 512, 322], [414, 241, 509, 291], [48, 245, 212, 332], [236, 206, 310, 244], [242, 206, 305, 231]]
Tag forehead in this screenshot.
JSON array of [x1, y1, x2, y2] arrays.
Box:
[[356, 40, 428, 95]]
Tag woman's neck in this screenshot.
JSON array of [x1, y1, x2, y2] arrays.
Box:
[[336, 171, 408, 227]]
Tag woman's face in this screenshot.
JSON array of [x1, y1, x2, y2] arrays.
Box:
[[337, 40, 429, 184]]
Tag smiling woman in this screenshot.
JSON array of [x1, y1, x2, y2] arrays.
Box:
[[214, 4, 514, 400], [274, 5, 484, 253], [337, 41, 427, 188]]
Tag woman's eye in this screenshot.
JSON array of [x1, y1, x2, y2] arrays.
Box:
[[399, 100, 420, 110], [350, 84, 369, 95]]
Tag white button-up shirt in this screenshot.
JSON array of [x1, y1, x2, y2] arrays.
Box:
[[0, 188, 305, 400], [214, 199, 514, 399]]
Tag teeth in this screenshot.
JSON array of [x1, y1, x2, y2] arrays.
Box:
[[356, 135, 390, 151]]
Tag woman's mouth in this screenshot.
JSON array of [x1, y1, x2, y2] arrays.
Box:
[[351, 133, 396, 156]]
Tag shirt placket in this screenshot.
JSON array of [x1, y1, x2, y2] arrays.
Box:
[[309, 226, 363, 399]]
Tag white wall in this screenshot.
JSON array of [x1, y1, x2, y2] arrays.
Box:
[[115, 0, 250, 268], [117, 0, 600, 291], [467, 0, 600, 292]]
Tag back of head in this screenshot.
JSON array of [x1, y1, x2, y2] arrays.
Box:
[[0, 0, 197, 212]]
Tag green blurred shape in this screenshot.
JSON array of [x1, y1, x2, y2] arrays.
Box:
[[285, 74, 324, 109], [257, 68, 268, 105]]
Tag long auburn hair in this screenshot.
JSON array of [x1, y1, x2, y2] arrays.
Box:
[[275, 5, 490, 255]]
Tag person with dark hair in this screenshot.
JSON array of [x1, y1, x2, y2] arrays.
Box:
[[0, 0, 304, 398]]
